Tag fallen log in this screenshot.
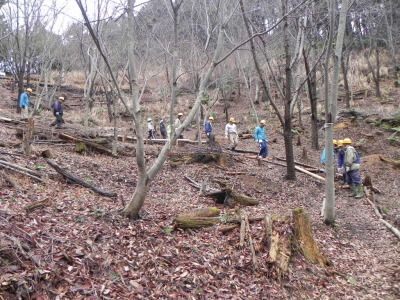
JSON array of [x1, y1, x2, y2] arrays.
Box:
[[204, 188, 259, 206], [46, 159, 117, 197], [0, 162, 44, 183], [0, 160, 43, 178], [59, 133, 132, 156], [174, 216, 220, 229], [364, 197, 400, 240], [170, 153, 227, 167], [275, 156, 325, 173]]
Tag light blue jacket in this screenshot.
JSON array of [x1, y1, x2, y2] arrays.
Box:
[[254, 125, 267, 141], [19, 92, 29, 107]]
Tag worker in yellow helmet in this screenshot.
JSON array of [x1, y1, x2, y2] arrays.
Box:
[[343, 138, 363, 198], [254, 120, 268, 159], [50, 96, 66, 128], [204, 116, 214, 141], [19, 88, 33, 120], [225, 117, 238, 150]]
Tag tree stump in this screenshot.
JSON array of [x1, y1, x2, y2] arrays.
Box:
[[292, 208, 330, 267]]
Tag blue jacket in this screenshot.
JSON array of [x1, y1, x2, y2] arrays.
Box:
[[254, 125, 267, 141], [204, 121, 212, 134], [320, 148, 337, 164], [19, 92, 29, 108]]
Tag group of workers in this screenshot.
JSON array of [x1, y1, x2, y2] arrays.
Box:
[[19, 88, 65, 128], [321, 138, 363, 199], [204, 117, 269, 159], [20, 88, 361, 200]]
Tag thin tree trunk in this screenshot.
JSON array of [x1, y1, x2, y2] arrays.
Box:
[[282, 0, 296, 180], [324, 0, 349, 225]]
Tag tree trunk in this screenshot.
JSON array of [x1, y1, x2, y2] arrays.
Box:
[[303, 49, 319, 150], [282, 0, 296, 180], [323, 0, 349, 225]]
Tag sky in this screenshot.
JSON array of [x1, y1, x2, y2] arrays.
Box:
[[47, 0, 148, 33]]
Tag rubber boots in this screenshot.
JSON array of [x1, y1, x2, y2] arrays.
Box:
[[354, 185, 364, 199], [349, 185, 357, 197]]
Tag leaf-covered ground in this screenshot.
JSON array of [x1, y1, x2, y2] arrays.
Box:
[[0, 81, 399, 299]]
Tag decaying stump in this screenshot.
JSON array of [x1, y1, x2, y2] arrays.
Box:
[[292, 208, 331, 267], [268, 217, 292, 276]]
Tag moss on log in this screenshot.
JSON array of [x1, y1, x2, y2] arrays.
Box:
[[225, 188, 259, 206], [174, 216, 220, 229], [292, 208, 331, 267]]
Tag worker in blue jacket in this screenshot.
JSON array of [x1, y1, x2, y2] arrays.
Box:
[[254, 120, 268, 159], [204, 116, 214, 140], [19, 88, 33, 120]]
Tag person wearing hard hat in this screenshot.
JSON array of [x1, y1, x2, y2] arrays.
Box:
[[343, 138, 363, 199], [19, 88, 33, 120], [147, 118, 155, 139], [254, 120, 268, 159], [204, 116, 214, 140], [159, 119, 167, 139], [50, 96, 65, 128], [320, 139, 338, 165], [175, 113, 184, 139], [225, 117, 238, 150]]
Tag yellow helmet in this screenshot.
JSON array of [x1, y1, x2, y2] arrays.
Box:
[[59, 96, 65, 101], [343, 138, 352, 144], [260, 120, 266, 125], [178, 113, 183, 117], [229, 117, 235, 122], [26, 88, 33, 93], [208, 116, 214, 120], [337, 140, 344, 146], [333, 139, 338, 145]]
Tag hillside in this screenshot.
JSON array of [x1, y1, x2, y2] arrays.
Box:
[[0, 76, 399, 299]]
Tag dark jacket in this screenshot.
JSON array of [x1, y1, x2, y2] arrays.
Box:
[[53, 101, 63, 116]]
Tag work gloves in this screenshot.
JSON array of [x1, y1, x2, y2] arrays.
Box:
[[55, 112, 60, 115], [345, 166, 350, 172]]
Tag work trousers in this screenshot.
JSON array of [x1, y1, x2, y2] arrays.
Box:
[[228, 132, 238, 149], [258, 140, 268, 158]]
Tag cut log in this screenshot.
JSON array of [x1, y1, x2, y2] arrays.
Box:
[[173, 216, 220, 229], [219, 224, 240, 233], [0, 162, 44, 183], [46, 159, 117, 197], [275, 156, 325, 173], [292, 208, 331, 267]]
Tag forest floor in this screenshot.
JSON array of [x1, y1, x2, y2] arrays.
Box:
[[0, 77, 399, 299]]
